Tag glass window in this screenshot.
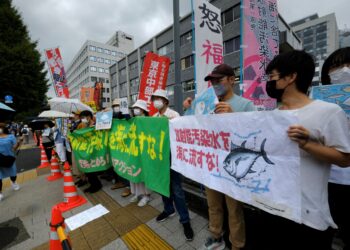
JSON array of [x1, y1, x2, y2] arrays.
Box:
[[105, 59, 111, 64], [105, 68, 109, 74], [181, 55, 194, 70], [304, 29, 313, 37], [120, 68, 126, 76], [224, 36, 240, 55], [89, 45, 96, 51], [131, 94, 138, 102], [107, 88, 109, 93], [111, 51, 117, 56], [182, 80, 195, 92], [129, 61, 138, 70], [233, 4, 240, 20], [104, 49, 110, 55], [316, 33, 327, 41], [222, 7, 233, 25], [316, 40, 327, 48], [98, 67, 104, 73], [90, 66, 97, 72], [89, 56, 96, 62], [97, 47, 103, 53], [166, 85, 174, 96], [303, 37, 313, 45], [158, 42, 174, 56], [111, 60, 117, 64], [316, 23, 327, 33], [97, 57, 104, 63], [180, 31, 192, 46]]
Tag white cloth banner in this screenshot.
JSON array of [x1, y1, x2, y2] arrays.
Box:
[[170, 111, 302, 223], [194, 0, 223, 95]]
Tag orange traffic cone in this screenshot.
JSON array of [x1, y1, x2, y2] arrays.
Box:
[[57, 162, 87, 212], [47, 151, 63, 181], [37, 147, 51, 169], [49, 205, 71, 250]]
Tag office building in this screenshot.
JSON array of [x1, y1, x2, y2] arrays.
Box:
[[339, 29, 350, 48]]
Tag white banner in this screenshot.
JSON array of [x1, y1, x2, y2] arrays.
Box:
[[120, 97, 129, 114], [170, 111, 301, 223], [194, 0, 223, 95]]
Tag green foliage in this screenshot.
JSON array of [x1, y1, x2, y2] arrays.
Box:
[[0, 0, 49, 121]]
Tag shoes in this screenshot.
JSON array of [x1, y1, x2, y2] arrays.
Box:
[[75, 179, 88, 187], [137, 195, 150, 207], [12, 182, 20, 191], [121, 188, 131, 197], [0, 193, 3, 201], [129, 195, 139, 203], [183, 222, 194, 241], [84, 185, 102, 193], [156, 211, 176, 222], [100, 174, 114, 181], [110, 182, 127, 190], [202, 236, 225, 250]]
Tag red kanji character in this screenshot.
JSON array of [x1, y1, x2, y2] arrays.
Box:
[[189, 149, 197, 166], [192, 129, 200, 145], [200, 129, 211, 147], [201, 40, 223, 65], [185, 129, 194, 144], [211, 131, 221, 149], [176, 146, 184, 161], [219, 131, 230, 151]]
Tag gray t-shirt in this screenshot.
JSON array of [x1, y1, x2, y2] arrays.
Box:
[[227, 94, 256, 112]]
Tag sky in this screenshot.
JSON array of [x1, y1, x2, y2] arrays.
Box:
[[12, 0, 350, 97]]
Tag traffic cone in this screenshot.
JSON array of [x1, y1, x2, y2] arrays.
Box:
[[49, 205, 71, 250], [57, 162, 87, 212], [37, 147, 51, 169], [47, 151, 63, 181]]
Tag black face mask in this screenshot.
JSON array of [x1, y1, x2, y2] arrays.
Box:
[[266, 80, 284, 102]]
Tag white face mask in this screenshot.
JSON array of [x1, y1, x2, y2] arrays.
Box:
[[81, 118, 88, 124], [133, 108, 142, 116], [113, 106, 120, 113], [153, 100, 164, 110], [329, 66, 350, 84]]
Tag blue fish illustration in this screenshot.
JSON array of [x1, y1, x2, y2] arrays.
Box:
[[223, 139, 274, 182]]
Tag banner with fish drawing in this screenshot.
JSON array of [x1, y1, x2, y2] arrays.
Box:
[[109, 117, 170, 197], [169, 111, 302, 223], [69, 127, 110, 173]]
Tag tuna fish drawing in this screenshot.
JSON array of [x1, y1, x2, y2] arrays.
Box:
[[223, 138, 274, 182]]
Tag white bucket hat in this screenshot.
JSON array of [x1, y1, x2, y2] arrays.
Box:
[[112, 99, 121, 106], [132, 100, 149, 112], [151, 89, 169, 102]]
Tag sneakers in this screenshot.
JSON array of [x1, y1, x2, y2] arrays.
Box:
[[0, 193, 3, 201], [183, 222, 194, 241], [12, 182, 20, 191], [156, 211, 176, 222], [137, 195, 150, 207], [202, 236, 225, 250], [129, 195, 139, 203]]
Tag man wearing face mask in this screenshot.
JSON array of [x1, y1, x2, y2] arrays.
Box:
[[197, 64, 255, 250], [151, 89, 194, 241], [321, 47, 350, 250], [112, 99, 131, 119]]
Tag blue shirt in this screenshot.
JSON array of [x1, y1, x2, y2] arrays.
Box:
[[227, 94, 256, 112]]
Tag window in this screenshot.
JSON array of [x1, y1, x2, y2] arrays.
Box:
[[98, 67, 104, 73], [222, 8, 233, 25], [97, 57, 104, 63], [182, 80, 195, 92], [120, 68, 126, 76], [316, 23, 327, 33], [107, 88, 109, 93], [224, 36, 240, 54], [180, 31, 192, 46], [105, 68, 109, 74], [111, 51, 117, 56], [303, 37, 313, 45], [131, 94, 138, 102], [316, 33, 327, 41], [91, 76, 97, 82], [181, 55, 194, 70], [97, 47, 103, 53], [158, 42, 174, 56], [233, 4, 240, 20], [166, 85, 174, 96], [316, 40, 327, 48], [104, 49, 110, 55], [129, 61, 138, 70], [90, 66, 97, 72], [304, 29, 313, 37], [89, 45, 96, 51], [130, 77, 139, 87], [102, 98, 106, 102], [111, 60, 117, 64], [105, 59, 111, 64], [168, 63, 175, 73], [102, 88, 106, 93], [89, 56, 96, 62]]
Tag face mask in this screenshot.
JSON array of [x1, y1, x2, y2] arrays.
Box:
[[113, 106, 120, 113], [133, 108, 142, 116], [329, 66, 350, 84], [81, 118, 88, 124], [153, 100, 164, 110], [213, 84, 228, 97], [266, 80, 285, 102]]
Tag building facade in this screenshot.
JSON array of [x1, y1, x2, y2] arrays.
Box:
[[290, 13, 339, 85], [66, 31, 134, 108], [339, 29, 350, 48], [110, 0, 302, 108]]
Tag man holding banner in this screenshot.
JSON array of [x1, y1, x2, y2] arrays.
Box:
[[200, 64, 255, 250]]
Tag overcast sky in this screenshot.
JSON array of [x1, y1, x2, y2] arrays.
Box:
[[12, 0, 350, 97]]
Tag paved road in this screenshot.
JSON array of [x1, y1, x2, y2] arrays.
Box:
[[16, 147, 40, 173]]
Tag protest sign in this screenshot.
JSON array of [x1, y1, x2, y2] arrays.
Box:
[[119, 97, 129, 114], [185, 86, 218, 115], [95, 110, 113, 130]]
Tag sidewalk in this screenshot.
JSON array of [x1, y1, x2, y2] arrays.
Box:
[[0, 168, 212, 250]]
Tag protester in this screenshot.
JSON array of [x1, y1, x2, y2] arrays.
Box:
[[187, 64, 255, 250], [109, 98, 132, 197], [0, 123, 22, 201], [70, 110, 82, 132], [128, 99, 152, 207], [53, 121, 67, 163], [248, 50, 350, 250], [21, 124, 29, 144], [78, 110, 102, 193], [152, 89, 194, 241], [321, 47, 350, 250], [42, 122, 54, 161]]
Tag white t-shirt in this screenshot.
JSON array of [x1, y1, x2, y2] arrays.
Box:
[[287, 100, 350, 230], [329, 165, 350, 185], [153, 107, 180, 119]]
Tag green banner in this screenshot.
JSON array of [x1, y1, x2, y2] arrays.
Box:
[[109, 117, 170, 197], [69, 127, 110, 173]]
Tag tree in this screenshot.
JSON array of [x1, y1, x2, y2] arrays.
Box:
[[0, 0, 48, 121]]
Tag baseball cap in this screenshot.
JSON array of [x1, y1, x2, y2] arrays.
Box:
[[204, 64, 235, 81]]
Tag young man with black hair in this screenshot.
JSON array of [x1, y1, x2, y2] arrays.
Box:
[[251, 50, 350, 250]]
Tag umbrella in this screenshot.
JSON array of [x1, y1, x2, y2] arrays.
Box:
[[29, 119, 55, 131], [48, 97, 93, 114], [0, 102, 15, 112], [39, 110, 73, 118]]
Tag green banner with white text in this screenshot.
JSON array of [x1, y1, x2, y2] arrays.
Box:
[[109, 117, 170, 197]]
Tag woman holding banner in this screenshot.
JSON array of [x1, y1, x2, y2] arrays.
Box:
[[128, 99, 152, 207]]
